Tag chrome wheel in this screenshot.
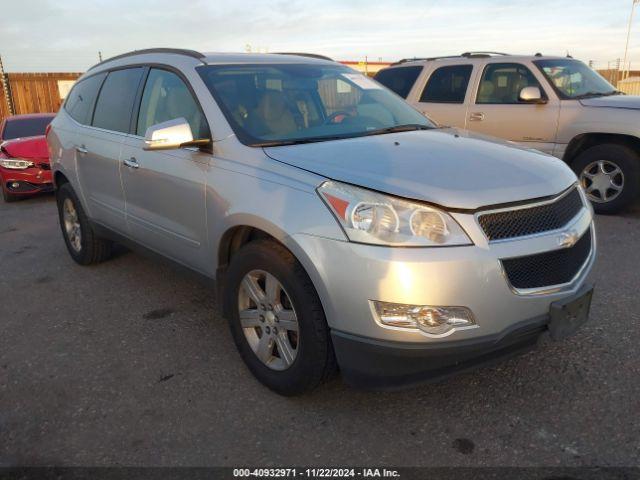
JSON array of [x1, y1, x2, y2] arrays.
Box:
[[62, 198, 82, 252], [580, 159, 624, 203], [238, 269, 299, 371]]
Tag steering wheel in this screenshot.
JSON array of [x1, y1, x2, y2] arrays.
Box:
[[324, 111, 353, 124]]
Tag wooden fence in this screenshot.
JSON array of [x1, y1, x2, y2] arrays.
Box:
[[0, 72, 82, 121]]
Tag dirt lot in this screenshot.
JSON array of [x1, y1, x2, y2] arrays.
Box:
[[0, 194, 638, 467]]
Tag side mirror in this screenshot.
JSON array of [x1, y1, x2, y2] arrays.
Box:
[[519, 86, 547, 104], [143, 118, 210, 151]]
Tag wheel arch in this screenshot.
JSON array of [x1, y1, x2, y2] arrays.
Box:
[[564, 133, 640, 164], [53, 170, 70, 189], [215, 219, 329, 321]]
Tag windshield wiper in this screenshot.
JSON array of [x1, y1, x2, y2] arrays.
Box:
[[362, 124, 433, 137], [253, 124, 432, 147], [253, 135, 354, 147], [574, 90, 621, 99]]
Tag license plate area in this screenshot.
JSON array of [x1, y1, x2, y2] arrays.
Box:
[[548, 284, 594, 340]]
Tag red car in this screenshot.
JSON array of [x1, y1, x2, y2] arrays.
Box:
[[0, 113, 56, 202]]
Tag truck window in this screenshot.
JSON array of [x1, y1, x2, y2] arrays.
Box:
[[374, 66, 422, 99], [419, 65, 473, 104]]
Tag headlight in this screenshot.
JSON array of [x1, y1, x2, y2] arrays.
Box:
[[0, 158, 34, 170], [318, 180, 472, 247]]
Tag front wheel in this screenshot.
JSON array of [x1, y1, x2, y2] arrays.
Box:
[[572, 143, 640, 214], [56, 183, 113, 265], [224, 239, 336, 395]]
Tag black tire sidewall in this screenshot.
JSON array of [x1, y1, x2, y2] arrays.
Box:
[[224, 241, 330, 395], [572, 144, 640, 214]]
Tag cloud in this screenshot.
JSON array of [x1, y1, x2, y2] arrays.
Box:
[[0, 0, 635, 71]]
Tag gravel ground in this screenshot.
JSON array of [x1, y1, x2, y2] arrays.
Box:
[[0, 194, 638, 467]]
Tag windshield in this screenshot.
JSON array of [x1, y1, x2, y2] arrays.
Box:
[[533, 59, 618, 99], [197, 64, 434, 146], [2, 116, 53, 140]]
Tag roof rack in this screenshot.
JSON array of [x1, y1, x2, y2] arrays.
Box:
[[391, 56, 458, 65], [391, 52, 510, 66], [461, 51, 509, 57], [89, 48, 206, 70], [273, 52, 333, 61]]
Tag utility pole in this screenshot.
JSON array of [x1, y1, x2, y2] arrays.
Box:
[[623, 0, 640, 80], [0, 54, 14, 117], [98, 51, 103, 62]]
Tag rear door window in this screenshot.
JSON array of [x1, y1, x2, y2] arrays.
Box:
[[419, 65, 473, 103], [64, 73, 106, 125], [374, 66, 422, 98], [92, 68, 144, 133]]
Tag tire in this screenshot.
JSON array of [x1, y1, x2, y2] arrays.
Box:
[[224, 239, 336, 395], [1, 184, 18, 203], [571, 143, 640, 214], [55, 183, 113, 265]]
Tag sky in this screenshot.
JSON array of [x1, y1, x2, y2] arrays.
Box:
[[0, 0, 637, 72]]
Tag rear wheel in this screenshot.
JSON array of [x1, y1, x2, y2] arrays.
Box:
[[224, 239, 336, 395], [56, 183, 113, 265], [572, 143, 640, 214]]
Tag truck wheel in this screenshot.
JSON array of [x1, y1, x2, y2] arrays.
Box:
[[572, 143, 640, 214], [56, 183, 112, 265], [224, 239, 336, 396]]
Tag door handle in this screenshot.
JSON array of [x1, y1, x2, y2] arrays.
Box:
[[123, 157, 139, 169], [75, 145, 88, 154], [469, 112, 485, 121]]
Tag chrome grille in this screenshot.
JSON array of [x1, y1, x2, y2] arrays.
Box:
[[501, 227, 592, 290], [479, 188, 583, 241]]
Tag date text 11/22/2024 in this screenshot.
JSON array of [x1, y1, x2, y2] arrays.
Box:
[[233, 468, 401, 478]]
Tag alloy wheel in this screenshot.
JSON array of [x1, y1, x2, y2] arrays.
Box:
[[63, 198, 82, 252], [580, 159, 624, 203], [238, 269, 299, 371]]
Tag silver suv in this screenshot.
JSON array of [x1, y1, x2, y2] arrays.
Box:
[[375, 52, 640, 214], [47, 49, 596, 395]]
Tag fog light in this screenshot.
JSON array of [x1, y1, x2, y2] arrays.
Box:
[[372, 301, 475, 335]]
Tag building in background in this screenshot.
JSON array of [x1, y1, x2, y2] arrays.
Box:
[[340, 60, 391, 77]]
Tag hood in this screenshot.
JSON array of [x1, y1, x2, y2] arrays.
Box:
[[580, 95, 640, 110], [0, 135, 49, 161], [264, 128, 576, 210]]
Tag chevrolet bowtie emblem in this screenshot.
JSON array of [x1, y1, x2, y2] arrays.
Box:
[[557, 229, 580, 248]]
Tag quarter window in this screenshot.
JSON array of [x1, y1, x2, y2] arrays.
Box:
[[136, 68, 209, 139], [92, 68, 144, 133], [64, 73, 106, 125], [476, 63, 544, 104], [419, 65, 473, 103], [374, 66, 423, 99]]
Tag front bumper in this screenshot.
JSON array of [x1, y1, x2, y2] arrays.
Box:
[[292, 218, 594, 342], [332, 282, 593, 390], [288, 202, 595, 386], [0, 167, 53, 195], [332, 315, 546, 389]]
